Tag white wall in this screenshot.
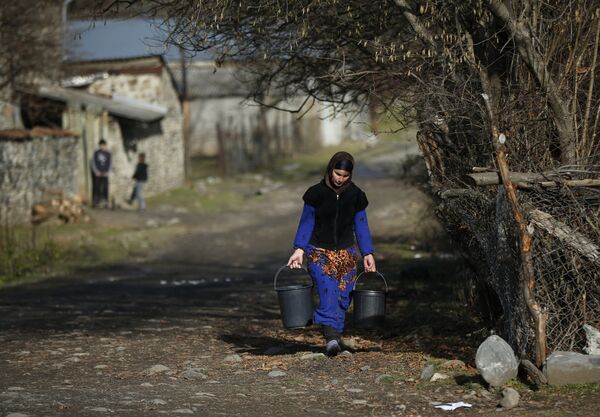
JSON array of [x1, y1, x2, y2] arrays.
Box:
[[188, 96, 367, 158]]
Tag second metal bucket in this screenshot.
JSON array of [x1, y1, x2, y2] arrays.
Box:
[[274, 265, 314, 329], [352, 271, 388, 328]]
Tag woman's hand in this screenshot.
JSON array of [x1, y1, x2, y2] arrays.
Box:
[[287, 248, 304, 269], [363, 254, 376, 272]]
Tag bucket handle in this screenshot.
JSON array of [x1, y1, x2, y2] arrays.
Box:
[[354, 271, 388, 293], [273, 264, 310, 290]]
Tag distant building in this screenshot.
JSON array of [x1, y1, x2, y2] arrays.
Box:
[[170, 61, 367, 174], [19, 55, 185, 206]]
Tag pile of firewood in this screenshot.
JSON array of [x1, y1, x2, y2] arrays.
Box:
[[31, 190, 90, 225]]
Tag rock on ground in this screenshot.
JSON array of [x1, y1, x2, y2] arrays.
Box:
[[300, 353, 326, 360], [475, 335, 519, 387], [375, 374, 394, 383], [182, 368, 207, 380], [499, 387, 520, 409], [544, 351, 600, 385], [430, 373, 449, 382], [420, 364, 435, 380], [583, 324, 600, 355], [223, 354, 243, 363], [142, 364, 170, 376]]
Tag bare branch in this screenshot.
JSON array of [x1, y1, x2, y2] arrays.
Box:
[[487, 0, 577, 163]]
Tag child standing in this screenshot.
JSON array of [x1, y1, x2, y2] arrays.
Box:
[[128, 153, 148, 210], [91, 139, 112, 208]]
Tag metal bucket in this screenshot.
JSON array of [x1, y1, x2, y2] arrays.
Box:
[[274, 265, 314, 329], [352, 271, 388, 329]]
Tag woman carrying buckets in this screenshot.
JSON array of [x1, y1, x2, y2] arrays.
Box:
[[287, 151, 376, 356]]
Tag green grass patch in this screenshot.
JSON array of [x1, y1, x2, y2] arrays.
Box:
[[146, 185, 244, 214], [267, 140, 367, 182], [190, 156, 219, 180], [541, 381, 600, 395], [0, 225, 61, 283], [0, 221, 184, 286], [57, 224, 154, 265]]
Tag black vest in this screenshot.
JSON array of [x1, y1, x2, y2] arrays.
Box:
[[303, 180, 368, 250]]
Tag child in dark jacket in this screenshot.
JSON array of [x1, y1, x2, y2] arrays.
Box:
[[128, 153, 148, 210], [91, 139, 112, 208]]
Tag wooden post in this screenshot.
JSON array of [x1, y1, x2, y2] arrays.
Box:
[[416, 130, 444, 190], [180, 48, 191, 181], [216, 122, 226, 176], [101, 110, 109, 139], [182, 99, 191, 179], [482, 93, 548, 367]]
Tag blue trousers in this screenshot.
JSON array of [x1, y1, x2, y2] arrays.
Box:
[[307, 246, 358, 334], [129, 181, 146, 209]]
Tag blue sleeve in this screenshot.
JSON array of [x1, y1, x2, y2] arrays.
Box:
[[293, 204, 315, 251], [354, 209, 374, 256]]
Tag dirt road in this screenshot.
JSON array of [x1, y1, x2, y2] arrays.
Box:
[[1, 142, 598, 417]]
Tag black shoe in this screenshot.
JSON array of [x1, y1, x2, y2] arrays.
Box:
[[325, 340, 341, 357]]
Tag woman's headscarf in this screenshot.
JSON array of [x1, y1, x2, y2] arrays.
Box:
[[324, 151, 355, 193]]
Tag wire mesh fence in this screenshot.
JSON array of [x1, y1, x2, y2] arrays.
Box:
[[418, 121, 600, 360], [526, 172, 600, 353]]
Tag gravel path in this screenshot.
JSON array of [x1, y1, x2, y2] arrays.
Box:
[[1, 144, 599, 417]]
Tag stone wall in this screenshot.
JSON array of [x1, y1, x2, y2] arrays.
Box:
[[88, 74, 166, 105], [0, 134, 79, 224], [101, 113, 184, 205]]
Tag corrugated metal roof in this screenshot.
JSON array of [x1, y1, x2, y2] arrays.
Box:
[[61, 72, 109, 88], [65, 54, 166, 65], [37, 85, 168, 122], [63, 54, 182, 101], [63, 54, 166, 71]]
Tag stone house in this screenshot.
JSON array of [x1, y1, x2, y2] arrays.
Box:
[[26, 55, 185, 206]]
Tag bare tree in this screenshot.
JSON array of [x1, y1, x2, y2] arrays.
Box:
[[96, 0, 600, 366], [0, 1, 64, 105]]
